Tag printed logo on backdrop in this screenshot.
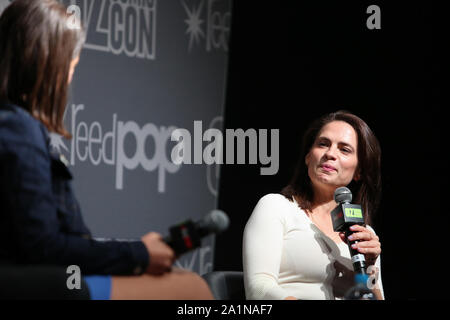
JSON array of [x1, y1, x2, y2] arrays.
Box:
[[62, 0, 157, 60], [175, 244, 213, 275], [51, 105, 279, 193], [50, 105, 226, 196], [51, 104, 179, 193], [181, 0, 231, 53]]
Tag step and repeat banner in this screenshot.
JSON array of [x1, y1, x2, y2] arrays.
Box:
[[0, 0, 231, 274]]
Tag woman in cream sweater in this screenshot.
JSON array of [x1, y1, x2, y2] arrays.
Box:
[[243, 111, 384, 300]]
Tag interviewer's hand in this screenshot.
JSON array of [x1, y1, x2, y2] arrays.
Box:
[[339, 225, 381, 265], [141, 232, 175, 275]]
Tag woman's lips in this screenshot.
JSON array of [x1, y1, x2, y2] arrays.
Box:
[[320, 164, 337, 172]]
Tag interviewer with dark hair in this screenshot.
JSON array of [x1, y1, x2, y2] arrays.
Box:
[[0, 0, 212, 300], [243, 111, 384, 300]]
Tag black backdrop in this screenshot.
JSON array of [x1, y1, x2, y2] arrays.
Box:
[[216, 1, 446, 299]]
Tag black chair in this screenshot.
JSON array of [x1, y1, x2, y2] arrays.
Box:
[[0, 264, 90, 300], [202, 271, 245, 300]]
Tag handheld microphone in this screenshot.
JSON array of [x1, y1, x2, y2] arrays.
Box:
[[164, 210, 230, 255], [331, 187, 367, 274]]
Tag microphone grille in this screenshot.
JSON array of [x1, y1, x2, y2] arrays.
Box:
[[205, 210, 230, 233], [334, 187, 352, 203]]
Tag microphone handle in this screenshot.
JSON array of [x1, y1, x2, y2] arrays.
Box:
[[345, 229, 367, 274], [163, 235, 172, 246]]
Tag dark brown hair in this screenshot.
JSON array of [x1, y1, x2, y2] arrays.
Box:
[[281, 111, 382, 225], [0, 0, 85, 138]]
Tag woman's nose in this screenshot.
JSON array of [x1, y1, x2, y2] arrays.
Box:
[[324, 146, 337, 160]]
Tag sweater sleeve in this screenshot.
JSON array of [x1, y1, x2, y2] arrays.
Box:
[[0, 113, 149, 275], [242, 194, 292, 300]]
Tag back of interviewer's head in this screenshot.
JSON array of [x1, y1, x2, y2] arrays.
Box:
[[0, 0, 85, 139]]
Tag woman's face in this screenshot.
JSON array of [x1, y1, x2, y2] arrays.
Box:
[[68, 55, 80, 84], [305, 120, 360, 194]]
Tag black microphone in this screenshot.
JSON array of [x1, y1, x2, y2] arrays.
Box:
[[331, 187, 367, 274], [164, 210, 230, 255]]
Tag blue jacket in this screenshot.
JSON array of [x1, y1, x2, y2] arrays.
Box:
[[0, 103, 149, 275]]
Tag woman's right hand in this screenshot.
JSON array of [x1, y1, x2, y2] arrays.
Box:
[[141, 232, 175, 275]]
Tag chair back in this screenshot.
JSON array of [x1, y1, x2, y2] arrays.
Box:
[[202, 271, 245, 300]]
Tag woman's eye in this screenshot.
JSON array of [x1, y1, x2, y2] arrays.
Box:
[[341, 148, 351, 153]]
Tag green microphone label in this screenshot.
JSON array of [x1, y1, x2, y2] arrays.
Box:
[[345, 208, 363, 218]]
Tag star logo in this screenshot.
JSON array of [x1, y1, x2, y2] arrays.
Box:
[[181, 0, 206, 52], [49, 132, 69, 154]]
